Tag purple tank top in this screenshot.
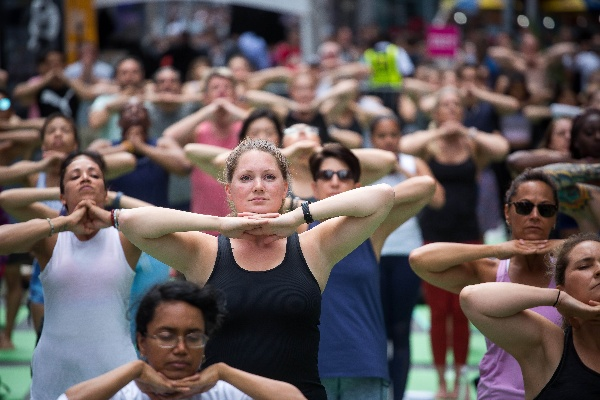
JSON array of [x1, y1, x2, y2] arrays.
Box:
[[477, 259, 563, 399]]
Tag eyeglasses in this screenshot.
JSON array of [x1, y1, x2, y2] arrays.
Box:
[[148, 331, 209, 349], [284, 125, 319, 137], [316, 169, 353, 181], [508, 201, 558, 218], [0, 98, 11, 111]]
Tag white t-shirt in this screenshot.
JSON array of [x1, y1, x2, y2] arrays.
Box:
[[57, 380, 252, 400]]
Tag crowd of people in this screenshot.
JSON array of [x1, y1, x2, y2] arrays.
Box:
[[0, 18, 599, 400]]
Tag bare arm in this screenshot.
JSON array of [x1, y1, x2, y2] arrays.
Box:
[[328, 127, 363, 149], [64, 360, 187, 400], [468, 84, 520, 114], [12, 74, 53, 105], [246, 66, 293, 90], [409, 240, 557, 293], [371, 176, 436, 255], [103, 152, 137, 180], [469, 128, 510, 169], [459, 282, 564, 387], [507, 149, 573, 175], [352, 148, 397, 185], [199, 363, 306, 400], [184, 143, 230, 179], [244, 89, 293, 120], [0, 159, 49, 185]]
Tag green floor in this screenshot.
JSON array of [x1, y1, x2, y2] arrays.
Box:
[[0, 305, 486, 400]]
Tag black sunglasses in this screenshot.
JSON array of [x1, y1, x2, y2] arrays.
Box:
[[316, 169, 353, 181], [509, 201, 558, 218]]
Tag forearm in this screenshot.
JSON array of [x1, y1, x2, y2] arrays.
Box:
[[184, 143, 228, 178], [398, 129, 439, 156], [119, 207, 222, 239], [104, 152, 136, 180], [507, 150, 572, 174], [329, 128, 363, 149], [460, 282, 558, 318], [0, 215, 66, 254], [244, 89, 292, 109], [409, 242, 498, 273], [0, 161, 44, 184], [162, 108, 209, 145], [537, 163, 600, 189], [217, 363, 306, 400], [352, 148, 396, 184], [0, 187, 59, 209], [471, 130, 510, 161], [140, 144, 191, 175], [64, 360, 144, 400], [107, 191, 152, 209], [472, 87, 519, 113], [88, 108, 111, 130], [307, 184, 394, 221]]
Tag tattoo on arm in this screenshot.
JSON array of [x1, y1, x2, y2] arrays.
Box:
[[539, 163, 600, 189]]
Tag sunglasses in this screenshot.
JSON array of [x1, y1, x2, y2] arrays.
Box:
[[0, 98, 10, 111], [316, 169, 353, 181], [509, 201, 558, 218]]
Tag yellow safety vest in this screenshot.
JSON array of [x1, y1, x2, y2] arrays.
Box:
[[363, 44, 403, 88]]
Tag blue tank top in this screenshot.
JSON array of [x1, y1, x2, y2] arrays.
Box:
[[313, 222, 389, 381]]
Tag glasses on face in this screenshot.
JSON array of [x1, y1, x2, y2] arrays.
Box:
[[316, 169, 353, 181], [148, 331, 209, 349], [0, 98, 11, 111], [509, 201, 558, 218]]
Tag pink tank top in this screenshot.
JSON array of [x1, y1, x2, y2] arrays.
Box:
[[190, 120, 241, 234], [476, 259, 563, 399]]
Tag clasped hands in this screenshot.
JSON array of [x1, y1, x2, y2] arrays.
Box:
[[220, 211, 300, 244]]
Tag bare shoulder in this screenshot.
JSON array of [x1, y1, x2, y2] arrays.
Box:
[[474, 257, 500, 283]]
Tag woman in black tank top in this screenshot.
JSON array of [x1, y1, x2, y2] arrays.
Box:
[[114, 139, 399, 399], [401, 86, 510, 398], [460, 232, 600, 399]]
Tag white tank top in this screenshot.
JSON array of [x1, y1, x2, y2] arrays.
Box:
[[31, 227, 137, 400], [372, 153, 424, 255]]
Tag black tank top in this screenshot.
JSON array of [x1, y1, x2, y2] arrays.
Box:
[[419, 157, 481, 242], [285, 111, 332, 144], [534, 326, 600, 399], [204, 234, 326, 399]]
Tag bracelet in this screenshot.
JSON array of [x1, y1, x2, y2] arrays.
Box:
[[553, 289, 561, 307], [301, 201, 314, 224], [46, 218, 55, 237], [115, 209, 121, 231], [110, 209, 116, 229], [113, 191, 123, 208]]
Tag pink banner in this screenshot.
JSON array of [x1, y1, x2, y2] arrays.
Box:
[[426, 26, 459, 58]]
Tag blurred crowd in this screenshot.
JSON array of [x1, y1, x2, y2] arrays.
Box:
[[1, 16, 600, 400]]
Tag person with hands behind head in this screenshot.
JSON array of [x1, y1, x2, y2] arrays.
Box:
[[306, 143, 438, 400], [0, 151, 142, 400], [60, 280, 306, 400], [409, 169, 565, 400], [402, 85, 510, 399], [113, 139, 396, 399], [88, 101, 191, 208], [459, 232, 600, 400]]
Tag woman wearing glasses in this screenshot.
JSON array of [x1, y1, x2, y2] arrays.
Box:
[[459, 233, 600, 399], [409, 169, 564, 399], [61, 280, 306, 400]]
